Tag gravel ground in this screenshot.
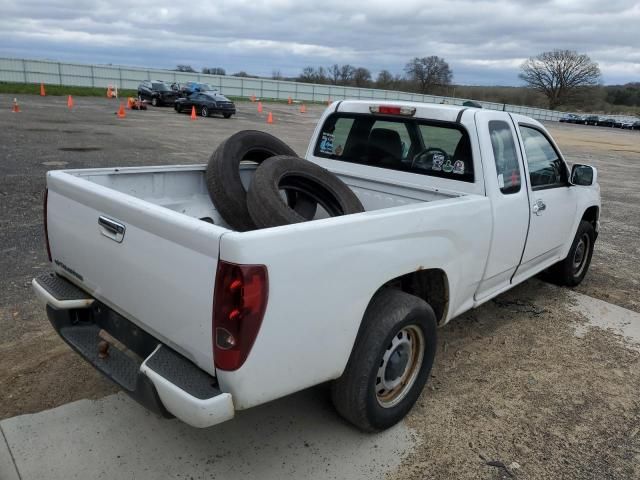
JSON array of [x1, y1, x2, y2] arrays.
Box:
[[1, 95, 638, 478]]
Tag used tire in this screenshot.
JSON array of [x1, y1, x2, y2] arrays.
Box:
[[151, 97, 158, 107], [206, 131, 312, 231], [331, 289, 438, 432], [247, 155, 365, 229], [201, 106, 209, 117], [544, 220, 595, 286]]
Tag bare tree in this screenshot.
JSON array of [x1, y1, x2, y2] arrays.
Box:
[[271, 69, 283, 80], [519, 50, 601, 109], [297, 66, 328, 84], [353, 67, 372, 88], [328, 64, 341, 85], [376, 70, 395, 89], [339, 64, 356, 85], [404, 56, 452, 93], [175, 65, 196, 73], [202, 67, 226, 75]]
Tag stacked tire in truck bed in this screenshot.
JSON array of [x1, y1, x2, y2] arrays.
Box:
[[205, 130, 364, 230]]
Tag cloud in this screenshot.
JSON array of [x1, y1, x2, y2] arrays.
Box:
[[0, 0, 637, 84]]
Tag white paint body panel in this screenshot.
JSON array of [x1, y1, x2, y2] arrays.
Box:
[[43, 101, 600, 422]]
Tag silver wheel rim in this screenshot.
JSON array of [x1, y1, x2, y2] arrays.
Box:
[[573, 233, 590, 277], [375, 325, 425, 408], [152, 98, 157, 106], [201, 107, 208, 117]]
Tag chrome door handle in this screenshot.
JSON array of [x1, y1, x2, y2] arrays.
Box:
[[98, 216, 126, 243], [532, 199, 546, 215]]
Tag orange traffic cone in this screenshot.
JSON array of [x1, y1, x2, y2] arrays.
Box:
[[190, 106, 197, 120], [266, 112, 273, 124], [67, 95, 74, 109], [117, 102, 126, 118], [287, 96, 292, 105], [300, 104, 306, 113], [250, 94, 256, 102], [11, 98, 20, 113], [257, 101, 263, 113], [40, 83, 46, 96]]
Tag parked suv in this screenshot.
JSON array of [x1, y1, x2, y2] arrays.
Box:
[[137, 81, 179, 107], [584, 115, 600, 126]]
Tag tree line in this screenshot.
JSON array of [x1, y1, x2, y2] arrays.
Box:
[[174, 50, 637, 114]]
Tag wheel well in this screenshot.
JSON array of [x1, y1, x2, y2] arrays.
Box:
[[380, 269, 449, 324], [582, 206, 599, 229]]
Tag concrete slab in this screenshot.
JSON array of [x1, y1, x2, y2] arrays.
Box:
[[568, 289, 640, 350], [0, 427, 20, 480], [0, 387, 415, 480]]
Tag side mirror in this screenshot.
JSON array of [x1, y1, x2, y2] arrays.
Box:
[[571, 164, 596, 186]]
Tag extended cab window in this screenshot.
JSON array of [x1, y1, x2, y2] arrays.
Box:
[[315, 113, 474, 182], [489, 121, 521, 194], [520, 126, 568, 189]]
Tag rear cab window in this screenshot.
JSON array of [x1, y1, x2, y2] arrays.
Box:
[[314, 113, 474, 183]]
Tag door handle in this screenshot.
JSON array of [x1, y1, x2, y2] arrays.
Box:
[[98, 216, 126, 243], [532, 199, 546, 215]]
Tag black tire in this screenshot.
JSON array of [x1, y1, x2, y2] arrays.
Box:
[[151, 97, 159, 107], [247, 155, 365, 229], [331, 289, 438, 432], [223, 113, 232, 119], [174, 103, 181, 113], [206, 131, 310, 231], [544, 220, 595, 287], [201, 106, 209, 117]]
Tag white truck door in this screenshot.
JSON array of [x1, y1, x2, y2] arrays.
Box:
[[474, 111, 530, 301], [513, 121, 577, 276]]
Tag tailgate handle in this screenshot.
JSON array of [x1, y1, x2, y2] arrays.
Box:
[[98, 216, 126, 243]]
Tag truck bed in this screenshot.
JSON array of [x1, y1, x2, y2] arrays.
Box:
[[77, 164, 459, 229]]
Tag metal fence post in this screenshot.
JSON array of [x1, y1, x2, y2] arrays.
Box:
[[22, 59, 27, 83], [90, 65, 95, 87], [57, 62, 62, 85]]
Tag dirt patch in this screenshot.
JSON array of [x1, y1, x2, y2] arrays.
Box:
[[393, 282, 640, 480]]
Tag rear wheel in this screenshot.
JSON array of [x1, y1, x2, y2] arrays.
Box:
[[544, 220, 595, 286], [331, 289, 437, 432], [223, 113, 232, 119]]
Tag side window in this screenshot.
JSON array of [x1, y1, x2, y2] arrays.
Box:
[[489, 121, 521, 194], [520, 126, 568, 189]]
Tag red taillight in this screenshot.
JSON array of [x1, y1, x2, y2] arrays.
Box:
[[369, 105, 416, 116], [213, 261, 268, 371], [43, 189, 52, 262]]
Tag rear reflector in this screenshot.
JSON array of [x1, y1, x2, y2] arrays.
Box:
[[369, 105, 416, 116], [43, 189, 52, 262], [213, 261, 268, 371]]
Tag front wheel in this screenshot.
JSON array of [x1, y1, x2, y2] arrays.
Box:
[[331, 289, 437, 432], [201, 106, 209, 117], [151, 97, 159, 107], [544, 220, 595, 286], [223, 113, 232, 119]]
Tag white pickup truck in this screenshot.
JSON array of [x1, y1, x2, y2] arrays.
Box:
[[33, 100, 600, 432]]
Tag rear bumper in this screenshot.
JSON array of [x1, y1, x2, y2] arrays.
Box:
[[33, 273, 234, 428]]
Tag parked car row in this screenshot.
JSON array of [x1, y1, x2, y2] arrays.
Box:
[[560, 113, 640, 130], [137, 80, 236, 118]]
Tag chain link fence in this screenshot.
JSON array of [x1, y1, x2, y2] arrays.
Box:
[[0, 57, 634, 123]]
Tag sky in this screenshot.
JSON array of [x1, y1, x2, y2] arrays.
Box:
[[0, 0, 638, 86]]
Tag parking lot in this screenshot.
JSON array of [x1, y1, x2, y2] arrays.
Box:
[[1, 95, 639, 479]]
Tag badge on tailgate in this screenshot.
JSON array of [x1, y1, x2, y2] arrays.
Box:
[[98, 216, 126, 243]]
